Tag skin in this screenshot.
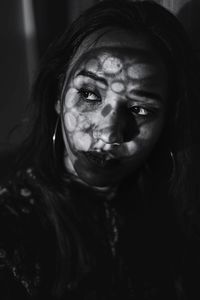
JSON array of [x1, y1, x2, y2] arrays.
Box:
[[55, 29, 169, 187]]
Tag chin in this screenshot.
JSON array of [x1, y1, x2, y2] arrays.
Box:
[[77, 169, 123, 187], [73, 155, 138, 187]]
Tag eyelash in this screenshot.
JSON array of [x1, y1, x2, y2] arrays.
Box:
[[78, 88, 158, 117], [78, 88, 101, 103], [129, 106, 155, 117]]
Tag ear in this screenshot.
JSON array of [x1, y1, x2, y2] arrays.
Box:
[[55, 100, 61, 114]]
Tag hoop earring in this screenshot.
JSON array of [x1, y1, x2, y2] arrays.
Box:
[[52, 116, 60, 160], [169, 150, 176, 180]]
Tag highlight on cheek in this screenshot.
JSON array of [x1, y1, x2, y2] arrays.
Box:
[[64, 112, 77, 132], [62, 100, 94, 152], [77, 115, 91, 130], [120, 141, 139, 157], [102, 56, 122, 75], [73, 131, 92, 151], [139, 126, 156, 140], [64, 88, 79, 109]]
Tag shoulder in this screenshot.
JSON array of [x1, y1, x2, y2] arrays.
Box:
[[0, 168, 44, 298]]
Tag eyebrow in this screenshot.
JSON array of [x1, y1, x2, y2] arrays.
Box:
[[76, 70, 164, 102], [129, 89, 164, 103], [76, 70, 108, 86]]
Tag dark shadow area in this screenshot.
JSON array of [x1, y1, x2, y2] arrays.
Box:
[[177, 0, 200, 188], [177, 0, 200, 55], [33, 0, 69, 57], [0, 150, 17, 181], [0, 1, 29, 148]]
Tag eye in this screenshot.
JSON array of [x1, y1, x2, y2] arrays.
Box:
[[78, 88, 101, 102], [130, 106, 150, 116]]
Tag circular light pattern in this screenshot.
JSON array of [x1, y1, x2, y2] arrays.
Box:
[[127, 65, 137, 79], [73, 77, 83, 89], [73, 132, 92, 151], [126, 87, 135, 100], [102, 56, 122, 75], [85, 58, 100, 73], [78, 115, 91, 130], [118, 142, 138, 157], [127, 64, 154, 79], [111, 81, 125, 94], [65, 112, 77, 132], [93, 131, 99, 139], [65, 88, 79, 108], [96, 81, 107, 90]]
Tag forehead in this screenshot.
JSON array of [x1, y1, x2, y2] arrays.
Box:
[[67, 29, 166, 77], [69, 46, 165, 84]]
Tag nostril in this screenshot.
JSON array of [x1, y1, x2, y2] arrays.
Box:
[[99, 126, 123, 144]]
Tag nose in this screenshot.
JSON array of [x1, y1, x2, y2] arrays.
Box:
[[99, 126, 123, 145], [98, 106, 124, 144], [97, 102, 139, 145]]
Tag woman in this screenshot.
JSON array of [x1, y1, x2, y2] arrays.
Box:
[[1, 1, 200, 299]]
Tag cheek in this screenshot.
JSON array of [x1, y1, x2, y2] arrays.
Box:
[[119, 120, 164, 157], [64, 110, 92, 133], [72, 132, 92, 151], [64, 88, 79, 109], [64, 112, 77, 132], [62, 97, 98, 152]]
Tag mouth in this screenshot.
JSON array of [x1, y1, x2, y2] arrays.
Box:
[[81, 151, 121, 168]]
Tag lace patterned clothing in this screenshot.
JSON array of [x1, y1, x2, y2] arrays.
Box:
[[0, 168, 196, 299], [0, 169, 47, 299]]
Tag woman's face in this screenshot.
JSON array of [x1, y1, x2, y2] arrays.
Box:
[[58, 30, 169, 187]]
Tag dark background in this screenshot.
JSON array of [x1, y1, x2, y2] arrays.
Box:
[[0, 0, 199, 149]]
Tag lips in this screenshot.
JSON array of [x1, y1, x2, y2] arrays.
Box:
[[82, 151, 120, 168]]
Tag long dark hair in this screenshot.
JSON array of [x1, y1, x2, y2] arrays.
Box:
[[13, 0, 200, 298]]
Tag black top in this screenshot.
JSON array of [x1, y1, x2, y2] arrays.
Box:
[[0, 168, 199, 299]]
